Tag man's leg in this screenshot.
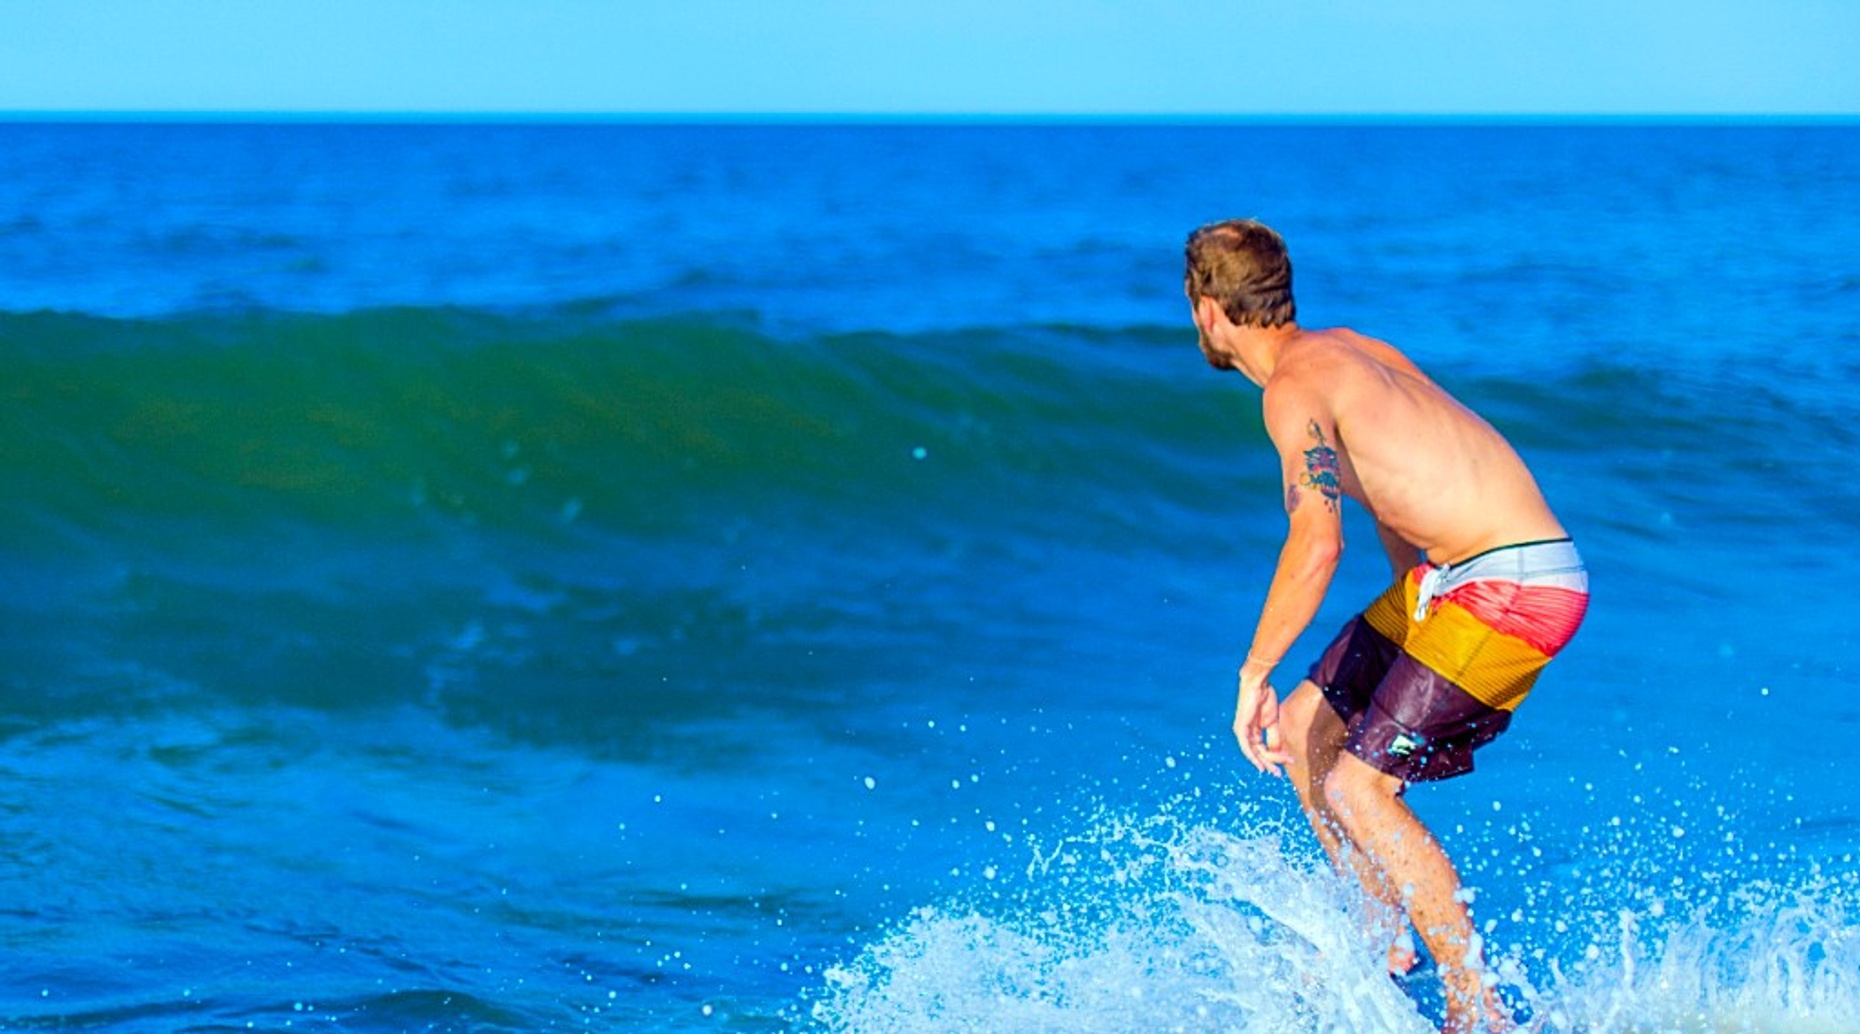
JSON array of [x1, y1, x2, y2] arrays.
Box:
[[1277, 681, 1415, 972], [1323, 752, 1505, 1033]]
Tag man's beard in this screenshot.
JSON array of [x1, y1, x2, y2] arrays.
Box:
[[1198, 329, 1230, 370]]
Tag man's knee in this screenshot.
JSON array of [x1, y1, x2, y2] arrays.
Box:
[[1321, 753, 1402, 826], [1277, 680, 1339, 768]]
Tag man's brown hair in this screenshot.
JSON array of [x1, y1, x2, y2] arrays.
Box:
[[1184, 219, 1296, 329]]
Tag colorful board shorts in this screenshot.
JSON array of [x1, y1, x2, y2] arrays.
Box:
[[1308, 538, 1590, 784]]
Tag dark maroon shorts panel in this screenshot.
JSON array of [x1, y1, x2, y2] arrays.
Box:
[[1307, 617, 1513, 784]]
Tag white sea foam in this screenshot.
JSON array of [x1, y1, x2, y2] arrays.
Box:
[[1547, 880, 1860, 1033], [810, 813, 1430, 1033], [808, 812, 1860, 1033]]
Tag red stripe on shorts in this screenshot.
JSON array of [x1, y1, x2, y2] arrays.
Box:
[[1447, 581, 1590, 656]]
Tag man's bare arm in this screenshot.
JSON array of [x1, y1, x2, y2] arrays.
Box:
[[1234, 399, 1345, 774], [1244, 420, 1344, 672]]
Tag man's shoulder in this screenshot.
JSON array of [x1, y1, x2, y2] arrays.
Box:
[[1260, 356, 1340, 439], [1283, 327, 1426, 385], [1266, 331, 1359, 392], [1261, 365, 1329, 404]]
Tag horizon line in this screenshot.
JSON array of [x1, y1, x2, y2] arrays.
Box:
[[1, 110, 1856, 127]]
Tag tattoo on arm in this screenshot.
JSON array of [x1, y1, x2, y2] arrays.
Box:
[[1299, 420, 1342, 514]]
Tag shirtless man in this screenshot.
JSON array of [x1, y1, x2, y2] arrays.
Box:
[[1184, 219, 1589, 1033]]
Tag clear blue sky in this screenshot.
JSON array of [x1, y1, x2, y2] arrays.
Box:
[[2, 0, 1856, 116]]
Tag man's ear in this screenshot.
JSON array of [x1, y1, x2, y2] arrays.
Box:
[[1192, 294, 1224, 332]]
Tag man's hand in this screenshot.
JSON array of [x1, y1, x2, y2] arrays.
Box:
[[1234, 670, 1294, 777]]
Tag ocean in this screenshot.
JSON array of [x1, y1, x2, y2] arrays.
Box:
[[1, 120, 1857, 1032]]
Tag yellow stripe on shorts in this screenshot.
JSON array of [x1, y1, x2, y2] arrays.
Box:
[[1358, 575, 1551, 712]]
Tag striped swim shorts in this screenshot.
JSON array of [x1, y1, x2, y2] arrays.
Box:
[[1308, 538, 1590, 784]]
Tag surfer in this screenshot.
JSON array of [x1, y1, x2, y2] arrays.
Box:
[[1184, 219, 1589, 1033]]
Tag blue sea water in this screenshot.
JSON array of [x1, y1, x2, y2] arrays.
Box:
[[1, 120, 1858, 1032]]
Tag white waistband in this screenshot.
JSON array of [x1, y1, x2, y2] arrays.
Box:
[[1413, 539, 1586, 621]]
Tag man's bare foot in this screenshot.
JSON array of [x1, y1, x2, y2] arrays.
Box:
[[1386, 928, 1421, 976], [1437, 970, 1490, 1033], [1440, 984, 1533, 1033]]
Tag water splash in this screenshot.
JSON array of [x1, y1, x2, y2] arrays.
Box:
[[1546, 876, 1860, 1033], [807, 810, 1860, 1033], [810, 812, 1429, 1033]]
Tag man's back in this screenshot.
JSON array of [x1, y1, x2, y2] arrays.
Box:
[[1265, 327, 1566, 564]]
